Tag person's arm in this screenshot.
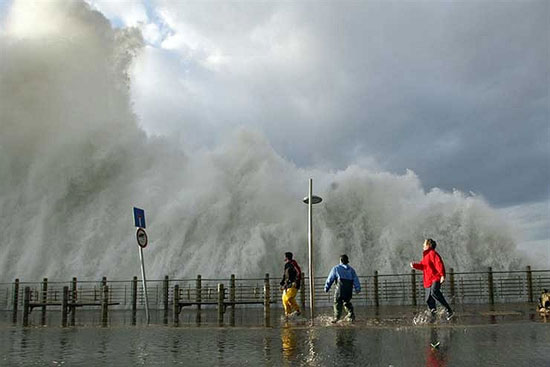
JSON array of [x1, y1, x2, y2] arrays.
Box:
[[352, 268, 361, 293], [433, 253, 446, 282], [410, 261, 424, 271], [280, 264, 288, 287], [324, 267, 337, 292]]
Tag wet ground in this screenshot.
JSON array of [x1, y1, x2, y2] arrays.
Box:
[[1, 303, 549, 366]]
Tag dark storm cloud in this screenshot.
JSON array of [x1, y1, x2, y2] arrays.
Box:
[[134, 0, 548, 207]]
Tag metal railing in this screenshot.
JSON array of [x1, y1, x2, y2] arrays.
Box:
[[2, 267, 548, 312]]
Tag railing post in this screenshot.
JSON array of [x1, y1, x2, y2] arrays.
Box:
[[23, 287, 30, 327], [196, 275, 202, 324], [449, 268, 455, 305], [264, 273, 271, 326], [12, 279, 19, 324], [173, 284, 180, 327], [101, 285, 109, 327], [411, 270, 417, 306], [41, 278, 48, 326], [300, 273, 306, 311], [230, 274, 236, 326], [217, 283, 225, 326], [373, 271, 379, 307], [132, 276, 137, 325], [71, 277, 77, 326], [487, 267, 494, 305], [526, 265, 533, 302], [102, 276, 107, 288], [62, 286, 68, 327], [364, 278, 368, 305], [163, 275, 169, 325]]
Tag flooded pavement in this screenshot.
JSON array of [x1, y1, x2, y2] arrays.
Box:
[[1, 304, 549, 366]]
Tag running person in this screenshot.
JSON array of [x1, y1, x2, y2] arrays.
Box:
[[325, 254, 361, 322], [280, 252, 301, 318], [410, 238, 454, 320]]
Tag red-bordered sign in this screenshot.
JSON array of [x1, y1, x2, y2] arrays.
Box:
[[136, 228, 148, 248]]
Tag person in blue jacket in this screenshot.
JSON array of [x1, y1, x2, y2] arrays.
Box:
[[325, 254, 361, 322]]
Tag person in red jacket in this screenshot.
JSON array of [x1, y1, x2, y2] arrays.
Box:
[[410, 238, 454, 320]]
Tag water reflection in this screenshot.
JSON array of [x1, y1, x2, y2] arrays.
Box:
[[426, 328, 449, 367], [217, 329, 227, 365], [305, 328, 321, 366], [281, 324, 297, 363], [335, 328, 356, 360], [263, 335, 273, 367]]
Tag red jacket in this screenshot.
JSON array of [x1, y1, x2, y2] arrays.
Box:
[[412, 248, 446, 288]]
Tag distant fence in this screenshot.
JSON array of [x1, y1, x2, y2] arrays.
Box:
[[1, 266, 549, 313]]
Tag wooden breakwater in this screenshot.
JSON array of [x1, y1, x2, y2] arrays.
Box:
[[3, 266, 550, 327]]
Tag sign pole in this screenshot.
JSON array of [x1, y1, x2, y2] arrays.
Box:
[[139, 245, 150, 324], [133, 207, 149, 325], [308, 178, 315, 322]]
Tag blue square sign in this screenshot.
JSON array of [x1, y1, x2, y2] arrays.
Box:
[[133, 207, 146, 228]]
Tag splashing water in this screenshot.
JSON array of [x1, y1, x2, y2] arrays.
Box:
[[0, 1, 526, 282], [412, 309, 448, 325]]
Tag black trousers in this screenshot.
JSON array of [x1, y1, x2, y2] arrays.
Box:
[[334, 279, 355, 319], [425, 281, 452, 313]]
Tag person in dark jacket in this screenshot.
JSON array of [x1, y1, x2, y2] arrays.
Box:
[[410, 238, 454, 320], [280, 252, 301, 317], [325, 254, 361, 322]]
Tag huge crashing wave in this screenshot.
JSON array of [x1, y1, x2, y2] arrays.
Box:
[[0, 1, 524, 282]]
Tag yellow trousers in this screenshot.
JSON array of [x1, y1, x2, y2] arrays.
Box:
[[282, 286, 300, 316]]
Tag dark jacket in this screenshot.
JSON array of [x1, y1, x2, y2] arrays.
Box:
[[280, 260, 301, 290]]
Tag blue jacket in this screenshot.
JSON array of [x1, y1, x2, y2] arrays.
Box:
[[324, 264, 361, 292]]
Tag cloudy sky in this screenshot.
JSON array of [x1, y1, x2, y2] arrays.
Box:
[[86, 0, 549, 255], [2, 0, 547, 261]]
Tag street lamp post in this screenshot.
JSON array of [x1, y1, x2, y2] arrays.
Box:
[[302, 178, 322, 321]]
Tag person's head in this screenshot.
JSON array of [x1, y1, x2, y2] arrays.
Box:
[[423, 238, 437, 250], [340, 254, 349, 265], [284, 252, 293, 262]]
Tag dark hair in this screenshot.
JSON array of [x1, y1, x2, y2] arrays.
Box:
[[340, 254, 349, 264], [285, 252, 293, 260], [426, 238, 437, 249]]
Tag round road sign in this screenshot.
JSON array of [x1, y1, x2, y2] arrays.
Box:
[[136, 228, 148, 248]]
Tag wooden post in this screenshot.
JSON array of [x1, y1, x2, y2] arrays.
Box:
[[300, 273, 306, 311], [62, 286, 69, 327], [526, 265, 533, 302], [373, 271, 379, 307], [196, 275, 202, 324], [364, 279, 368, 305], [196, 275, 202, 309], [101, 285, 109, 327], [23, 286, 30, 327], [487, 267, 494, 305], [163, 275, 169, 325], [102, 276, 107, 287], [41, 278, 48, 326], [449, 268, 455, 305], [70, 277, 77, 326], [264, 273, 271, 326], [230, 274, 236, 326], [12, 279, 19, 324], [173, 284, 180, 326], [411, 270, 417, 306], [132, 276, 137, 325], [217, 283, 225, 326]]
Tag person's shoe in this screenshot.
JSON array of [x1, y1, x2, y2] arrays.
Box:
[[446, 311, 454, 321], [331, 317, 340, 324]]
